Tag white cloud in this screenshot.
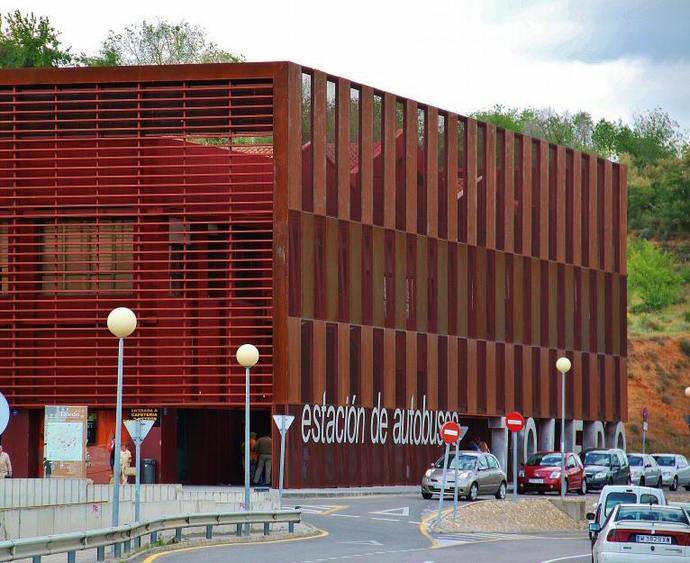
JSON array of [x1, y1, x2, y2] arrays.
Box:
[[4, 0, 689, 129]]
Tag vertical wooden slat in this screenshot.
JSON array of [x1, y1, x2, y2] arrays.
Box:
[[384, 93, 396, 230], [312, 71, 327, 215], [588, 155, 598, 269], [360, 86, 374, 225], [539, 140, 549, 260], [405, 100, 418, 231], [503, 131, 515, 254], [556, 146, 566, 262], [521, 136, 532, 256], [465, 118, 478, 245], [485, 123, 497, 249], [604, 160, 614, 272], [337, 79, 351, 219], [447, 114, 459, 240], [618, 164, 627, 274], [572, 150, 582, 266], [427, 107, 439, 238]]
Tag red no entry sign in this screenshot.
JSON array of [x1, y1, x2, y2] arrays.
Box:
[[440, 421, 462, 444], [506, 411, 525, 433]]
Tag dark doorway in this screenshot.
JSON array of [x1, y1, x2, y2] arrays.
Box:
[[176, 408, 271, 485]]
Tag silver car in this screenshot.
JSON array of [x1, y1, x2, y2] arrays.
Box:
[[421, 451, 507, 501], [628, 453, 662, 488], [653, 454, 690, 491]]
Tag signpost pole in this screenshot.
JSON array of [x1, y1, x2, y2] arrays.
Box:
[[642, 407, 649, 456], [452, 439, 460, 519], [112, 338, 124, 531], [513, 429, 518, 501], [435, 442, 451, 527], [279, 417, 287, 510], [134, 422, 142, 523]]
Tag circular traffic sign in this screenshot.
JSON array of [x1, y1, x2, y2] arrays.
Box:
[[506, 411, 525, 433], [642, 407, 649, 421], [0, 392, 9, 435], [440, 421, 461, 445]]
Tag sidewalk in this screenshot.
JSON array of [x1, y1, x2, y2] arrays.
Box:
[[284, 485, 419, 498]]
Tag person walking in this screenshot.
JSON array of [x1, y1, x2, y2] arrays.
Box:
[[119, 443, 133, 485], [0, 445, 12, 478], [241, 432, 258, 480], [253, 434, 272, 486]]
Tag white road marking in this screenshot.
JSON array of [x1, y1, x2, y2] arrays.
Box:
[[338, 540, 383, 546], [369, 506, 410, 517], [540, 555, 590, 563], [330, 513, 360, 518], [369, 517, 400, 522], [408, 520, 422, 524]]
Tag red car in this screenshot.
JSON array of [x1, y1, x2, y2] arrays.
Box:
[[518, 451, 587, 495]]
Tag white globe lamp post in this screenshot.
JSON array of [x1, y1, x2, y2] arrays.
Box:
[[237, 344, 259, 534], [556, 357, 572, 498]]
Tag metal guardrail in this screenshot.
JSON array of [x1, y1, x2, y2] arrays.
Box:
[[0, 509, 301, 562]]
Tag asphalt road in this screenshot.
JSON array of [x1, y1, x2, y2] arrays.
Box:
[[152, 493, 594, 563]]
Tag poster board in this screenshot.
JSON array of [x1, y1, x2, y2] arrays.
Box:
[[44, 406, 88, 478]]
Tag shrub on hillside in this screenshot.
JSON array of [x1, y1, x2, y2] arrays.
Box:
[[628, 239, 683, 312], [681, 339, 690, 357]]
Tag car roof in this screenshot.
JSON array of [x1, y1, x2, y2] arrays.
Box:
[[615, 503, 682, 510], [652, 453, 677, 456], [532, 451, 574, 455], [600, 485, 662, 495]]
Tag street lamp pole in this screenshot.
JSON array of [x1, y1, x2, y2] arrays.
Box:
[[556, 357, 572, 499], [107, 307, 137, 530], [236, 344, 259, 536]]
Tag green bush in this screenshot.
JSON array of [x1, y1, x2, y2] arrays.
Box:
[[628, 239, 683, 312], [681, 339, 690, 358]]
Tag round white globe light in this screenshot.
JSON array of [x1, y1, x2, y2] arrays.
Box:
[[107, 307, 137, 338], [685, 386, 690, 398], [236, 344, 259, 368], [556, 356, 572, 374]]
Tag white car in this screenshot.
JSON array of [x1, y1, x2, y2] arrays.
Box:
[[590, 503, 690, 562], [587, 485, 666, 539], [628, 453, 663, 488], [653, 454, 690, 491]]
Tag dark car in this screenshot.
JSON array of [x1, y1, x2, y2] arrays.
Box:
[[518, 451, 587, 495], [582, 448, 631, 490]]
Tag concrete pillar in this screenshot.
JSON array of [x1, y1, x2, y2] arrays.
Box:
[[564, 420, 583, 453], [583, 421, 606, 450], [538, 418, 555, 452], [488, 417, 508, 473], [605, 421, 626, 451], [517, 417, 538, 464]]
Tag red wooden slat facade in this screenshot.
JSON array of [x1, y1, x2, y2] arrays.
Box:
[[0, 62, 627, 487]]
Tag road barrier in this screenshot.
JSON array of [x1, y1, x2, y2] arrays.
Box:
[[0, 509, 301, 562]]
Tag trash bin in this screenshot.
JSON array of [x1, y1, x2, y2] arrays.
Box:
[[141, 458, 157, 484]]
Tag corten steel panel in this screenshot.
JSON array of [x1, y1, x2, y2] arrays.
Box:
[[556, 146, 566, 263], [312, 71, 327, 216], [447, 336, 458, 411], [485, 123, 497, 250], [604, 161, 614, 272], [394, 232, 406, 329], [504, 343, 514, 412], [1, 66, 275, 407], [485, 341, 496, 415], [406, 330, 417, 409], [618, 165, 627, 274], [285, 64, 302, 212], [538, 141, 550, 260], [572, 150, 582, 266], [360, 86, 374, 225], [337, 79, 351, 220], [495, 251, 506, 342], [405, 100, 418, 232], [464, 119, 478, 245], [587, 155, 598, 269], [426, 107, 438, 239], [446, 114, 459, 241], [383, 93, 396, 230], [384, 328, 395, 409], [287, 317, 301, 403], [520, 136, 533, 257], [503, 130, 515, 254], [288, 211, 301, 316], [427, 333, 438, 410], [325, 218, 338, 321], [337, 220, 350, 323], [437, 240, 448, 335], [384, 229, 395, 329], [437, 336, 448, 410]]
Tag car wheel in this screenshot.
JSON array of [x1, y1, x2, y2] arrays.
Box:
[[670, 476, 678, 491], [422, 491, 432, 500], [466, 482, 479, 502], [495, 481, 506, 500], [578, 478, 587, 495]]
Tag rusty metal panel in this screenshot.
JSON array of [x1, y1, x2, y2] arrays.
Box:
[[485, 124, 497, 249], [427, 333, 438, 410], [604, 160, 614, 272], [538, 141, 550, 260], [572, 150, 582, 266], [384, 93, 397, 230], [447, 335, 458, 410], [446, 114, 459, 240], [405, 100, 418, 231], [312, 71, 327, 215], [503, 131, 515, 254], [556, 146, 566, 262], [337, 79, 351, 219], [465, 119, 478, 245], [485, 340, 496, 415], [426, 107, 439, 238], [521, 136, 533, 257], [587, 155, 598, 269], [384, 328, 396, 409], [360, 86, 374, 225], [618, 164, 627, 275]]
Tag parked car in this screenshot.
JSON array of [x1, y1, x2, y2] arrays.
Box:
[[628, 453, 663, 488], [517, 451, 586, 495], [421, 451, 507, 501], [583, 448, 631, 490], [586, 485, 667, 541], [589, 503, 690, 562], [652, 454, 690, 491]]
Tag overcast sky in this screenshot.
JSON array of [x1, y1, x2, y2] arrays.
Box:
[[7, 0, 690, 131]]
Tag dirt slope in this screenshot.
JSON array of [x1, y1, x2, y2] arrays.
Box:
[[625, 336, 690, 457]]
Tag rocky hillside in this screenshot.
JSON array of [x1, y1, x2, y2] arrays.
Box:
[[625, 336, 690, 457]]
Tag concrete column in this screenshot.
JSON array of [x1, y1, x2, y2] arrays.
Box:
[[538, 418, 555, 452], [605, 421, 626, 451], [488, 417, 508, 473], [583, 421, 606, 450], [517, 417, 538, 464], [564, 420, 583, 453]]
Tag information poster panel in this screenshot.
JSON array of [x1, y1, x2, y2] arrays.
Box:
[[44, 406, 88, 478]]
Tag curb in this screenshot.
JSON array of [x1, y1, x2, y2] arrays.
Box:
[[284, 487, 419, 498]]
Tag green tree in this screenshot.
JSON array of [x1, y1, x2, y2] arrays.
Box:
[[0, 11, 71, 68], [82, 20, 244, 66], [628, 238, 683, 312]]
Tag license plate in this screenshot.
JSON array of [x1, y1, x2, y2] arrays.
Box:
[[635, 535, 672, 544], [529, 478, 544, 484]]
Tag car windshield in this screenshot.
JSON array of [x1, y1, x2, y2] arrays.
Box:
[[654, 456, 675, 467], [604, 492, 637, 517], [628, 455, 643, 467], [616, 506, 689, 525], [585, 452, 611, 466], [526, 453, 562, 466], [434, 454, 477, 470]]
